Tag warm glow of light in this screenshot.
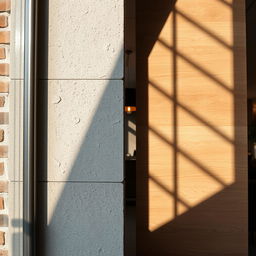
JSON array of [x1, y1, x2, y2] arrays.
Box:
[[147, 0, 236, 233], [125, 106, 136, 113]]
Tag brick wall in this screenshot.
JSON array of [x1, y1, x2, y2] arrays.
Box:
[[0, 0, 10, 255]]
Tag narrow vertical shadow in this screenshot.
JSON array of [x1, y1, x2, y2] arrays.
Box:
[[36, 0, 49, 255], [246, 0, 256, 254], [232, 0, 248, 254]]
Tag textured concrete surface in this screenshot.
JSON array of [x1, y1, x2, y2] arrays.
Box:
[[39, 182, 123, 256], [11, 0, 124, 80], [43, 0, 123, 79], [38, 80, 123, 182]]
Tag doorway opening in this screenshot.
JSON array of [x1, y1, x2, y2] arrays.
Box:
[[247, 0, 256, 255]]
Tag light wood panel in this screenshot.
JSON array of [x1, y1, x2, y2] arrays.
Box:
[[137, 0, 247, 255]]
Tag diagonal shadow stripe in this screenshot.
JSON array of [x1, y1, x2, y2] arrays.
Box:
[[149, 125, 228, 187], [149, 175, 191, 209], [149, 80, 234, 145], [176, 9, 232, 50], [217, 0, 232, 7], [158, 38, 233, 94]]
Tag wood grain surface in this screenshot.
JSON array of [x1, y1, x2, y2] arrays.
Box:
[[136, 0, 247, 255]]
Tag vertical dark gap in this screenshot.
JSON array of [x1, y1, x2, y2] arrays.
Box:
[[246, 0, 256, 254], [36, 0, 49, 255], [233, 0, 249, 255], [136, 0, 149, 254], [124, 0, 136, 255]]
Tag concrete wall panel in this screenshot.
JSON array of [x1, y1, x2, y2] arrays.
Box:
[[38, 182, 123, 256], [44, 0, 123, 79], [38, 80, 123, 182]]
